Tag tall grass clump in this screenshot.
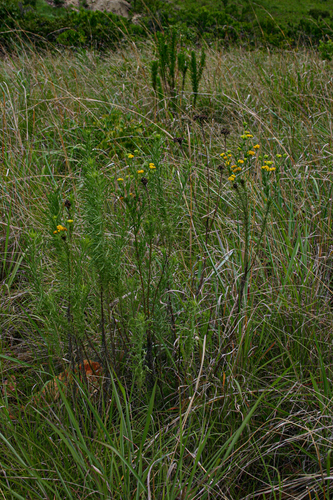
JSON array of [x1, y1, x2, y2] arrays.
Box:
[[151, 29, 206, 111], [1, 42, 333, 499]]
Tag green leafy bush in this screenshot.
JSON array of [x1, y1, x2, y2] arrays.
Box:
[[1, 0, 333, 52], [308, 8, 331, 20], [0, 2, 144, 51], [23, 0, 37, 8], [319, 37, 333, 60]]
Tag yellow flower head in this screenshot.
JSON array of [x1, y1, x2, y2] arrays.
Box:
[[238, 159, 244, 164], [67, 219, 73, 223], [117, 178, 124, 182], [246, 134, 253, 138], [56, 224, 67, 232], [149, 165, 156, 169], [231, 165, 237, 170], [247, 150, 255, 156], [253, 144, 260, 149], [228, 175, 236, 182], [128, 154, 134, 159], [137, 169, 144, 174], [53, 230, 59, 234], [269, 167, 276, 171], [276, 154, 282, 158], [261, 165, 269, 171]]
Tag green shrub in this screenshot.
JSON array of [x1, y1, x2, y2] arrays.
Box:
[[23, 0, 37, 8], [0, 6, 145, 51], [319, 37, 333, 60], [1, 0, 333, 52], [54, 0, 65, 7], [308, 8, 330, 20], [56, 29, 87, 46]]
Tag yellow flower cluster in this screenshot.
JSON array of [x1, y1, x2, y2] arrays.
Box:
[[261, 165, 276, 172], [220, 151, 232, 159], [149, 163, 156, 170], [117, 178, 124, 182], [220, 137, 266, 185], [53, 224, 67, 234], [128, 154, 134, 159], [137, 169, 144, 174]]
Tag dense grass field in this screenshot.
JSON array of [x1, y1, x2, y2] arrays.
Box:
[[1, 29, 333, 499]]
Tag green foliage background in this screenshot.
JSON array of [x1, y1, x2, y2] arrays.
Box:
[[1, 0, 333, 51]]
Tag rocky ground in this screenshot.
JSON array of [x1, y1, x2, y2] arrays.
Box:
[[53, 0, 132, 17]]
